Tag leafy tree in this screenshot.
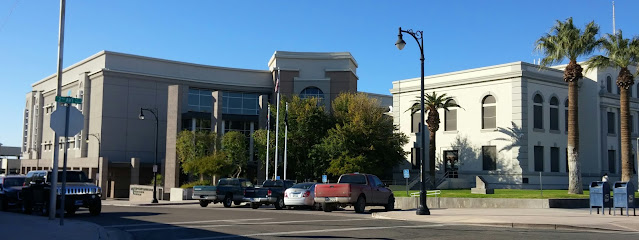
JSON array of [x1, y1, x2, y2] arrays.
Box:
[[222, 131, 248, 178], [586, 30, 639, 181], [407, 92, 460, 187], [316, 92, 408, 178], [535, 17, 599, 194], [176, 130, 230, 180]]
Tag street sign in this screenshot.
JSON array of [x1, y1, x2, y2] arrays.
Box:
[[153, 165, 158, 173], [50, 106, 84, 136], [55, 96, 82, 104], [322, 175, 327, 183], [403, 169, 410, 179], [275, 176, 280, 180]]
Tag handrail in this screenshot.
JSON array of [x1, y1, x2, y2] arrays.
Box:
[[410, 190, 441, 198]]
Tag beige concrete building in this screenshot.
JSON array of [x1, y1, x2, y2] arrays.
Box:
[[391, 62, 639, 189], [20, 50, 370, 198]]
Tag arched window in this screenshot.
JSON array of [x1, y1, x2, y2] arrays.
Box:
[[299, 87, 325, 101], [549, 97, 559, 131], [482, 95, 496, 129], [411, 104, 421, 133], [533, 94, 543, 129], [564, 99, 569, 132], [444, 99, 458, 131], [606, 76, 612, 93]]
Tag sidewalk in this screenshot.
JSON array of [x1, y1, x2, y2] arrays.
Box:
[[102, 198, 199, 207], [0, 211, 113, 240], [372, 207, 639, 232]]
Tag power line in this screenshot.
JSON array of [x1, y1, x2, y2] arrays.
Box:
[[0, 0, 21, 34]]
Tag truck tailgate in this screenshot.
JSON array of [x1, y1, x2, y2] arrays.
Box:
[[193, 186, 217, 199], [315, 184, 351, 198]]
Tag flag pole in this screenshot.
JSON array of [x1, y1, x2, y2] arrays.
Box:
[[265, 104, 270, 181], [284, 102, 288, 180], [274, 68, 281, 180]]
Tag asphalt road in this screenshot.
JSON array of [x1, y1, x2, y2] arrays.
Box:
[[67, 204, 635, 240]]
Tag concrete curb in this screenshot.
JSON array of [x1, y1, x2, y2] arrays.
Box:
[[102, 201, 199, 207]]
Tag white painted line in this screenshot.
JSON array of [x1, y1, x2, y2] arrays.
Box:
[[125, 218, 371, 232], [180, 224, 446, 240], [104, 218, 272, 228]]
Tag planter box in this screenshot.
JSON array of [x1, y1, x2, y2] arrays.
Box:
[[129, 184, 163, 202], [170, 188, 194, 201]]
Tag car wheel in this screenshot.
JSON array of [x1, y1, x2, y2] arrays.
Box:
[[250, 203, 259, 209], [0, 197, 6, 211], [274, 197, 284, 210], [385, 195, 395, 211], [354, 195, 366, 213], [223, 195, 233, 208], [322, 203, 332, 212], [199, 200, 209, 207], [89, 199, 101, 216]]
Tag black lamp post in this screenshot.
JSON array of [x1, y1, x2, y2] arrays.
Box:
[[396, 27, 430, 215], [139, 108, 159, 204]]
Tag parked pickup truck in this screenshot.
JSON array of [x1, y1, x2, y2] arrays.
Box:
[[314, 173, 394, 213], [244, 180, 295, 210], [192, 178, 254, 208]]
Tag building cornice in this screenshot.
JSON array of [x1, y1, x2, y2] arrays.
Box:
[[268, 51, 358, 68]]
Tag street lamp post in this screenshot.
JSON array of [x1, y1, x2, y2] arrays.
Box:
[[396, 27, 430, 215], [139, 108, 159, 204]]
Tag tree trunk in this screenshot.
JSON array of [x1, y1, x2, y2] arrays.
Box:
[[566, 62, 582, 194], [618, 68, 634, 182], [429, 130, 436, 188]]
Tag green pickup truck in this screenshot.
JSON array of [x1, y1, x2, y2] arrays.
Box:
[[192, 178, 254, 208]]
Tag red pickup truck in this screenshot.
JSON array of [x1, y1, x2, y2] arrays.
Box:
[[314, 173, 394, 213]]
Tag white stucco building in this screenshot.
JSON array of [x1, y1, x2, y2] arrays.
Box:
[[391, 62, 639, 189]]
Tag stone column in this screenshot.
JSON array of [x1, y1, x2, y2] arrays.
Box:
[[165, 85, 186, 190], [130, 157, 140, 185], [98, 157, 108, 200], [211, 91, 223, 136]]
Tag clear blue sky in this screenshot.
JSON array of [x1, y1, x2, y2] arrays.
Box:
[[1, 0, 637, 147]]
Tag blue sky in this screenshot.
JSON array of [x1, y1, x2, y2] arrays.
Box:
[[0, 0, 637, 147]]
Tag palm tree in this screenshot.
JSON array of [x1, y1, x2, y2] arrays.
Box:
[[408, 92, 460, 187], [535, 17, 600, 194], [585, 30, 639, 182]]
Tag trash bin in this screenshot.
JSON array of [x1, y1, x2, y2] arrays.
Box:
[[612, 181, 636, 216], [589, 181, 611, 215]]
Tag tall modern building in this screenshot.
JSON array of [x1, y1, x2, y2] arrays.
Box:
[[20, 50, 370, 198], [391, 62, 639, 189]]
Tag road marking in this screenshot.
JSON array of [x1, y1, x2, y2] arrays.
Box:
[[124, 218, 371, 232], [180, 224, 446, 240], [104, 218, 272, 228]]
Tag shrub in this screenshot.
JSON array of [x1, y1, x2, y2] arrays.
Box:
[[181, 180, 211, 189]]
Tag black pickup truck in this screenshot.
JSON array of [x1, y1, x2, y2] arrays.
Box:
[[244, 180, 295, 209], [192, 178, 254, 208]]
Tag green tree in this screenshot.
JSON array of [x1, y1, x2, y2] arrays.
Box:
[[585, 30, 639, 182], [407, 92, 460, 187], [316, 92, 408, 178], [176, 130, 226, 180], [222, 131, 248, 178], [535, 17, 599, 194]]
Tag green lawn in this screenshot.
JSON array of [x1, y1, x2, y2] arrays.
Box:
[[393, 189, 639, 199]]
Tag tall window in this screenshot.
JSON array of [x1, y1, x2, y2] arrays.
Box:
[[482, 95, 496, 129], [550, 147, 559, 172], [300, 87, 324, 101], [533, 94, 543, 129], [565, 148, 569, 173], [222, 92, 259, 115], [631, 115, 634, 134], [411, 148, 420, 169], [188, 89, 212, 113], [608, 112, 616, 134], [608, 150, 616, 173], [607, 76, 612, 93], [534, 146, 544, 172], [482, 146, 496, 171], [411, 107, 421, 133], [444, 99, 457, 131], [549, 97, 559, 131], [564, 99, 569, 132], [224, 120, 253, 137]]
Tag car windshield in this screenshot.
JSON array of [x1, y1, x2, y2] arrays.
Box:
[[47, 172, 89, 183], [3, 177, 25, 187], [338, 175, 367, 184], [291, 183, 313, 189], [262, 180, 282, 187]]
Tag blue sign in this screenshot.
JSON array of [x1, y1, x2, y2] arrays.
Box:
[[275, 176, 280, 180], [403, 169, 410, 179], [322, 175, 327, 183]]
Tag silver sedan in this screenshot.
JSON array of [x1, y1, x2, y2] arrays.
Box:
[[284, 182, 319, 210]]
